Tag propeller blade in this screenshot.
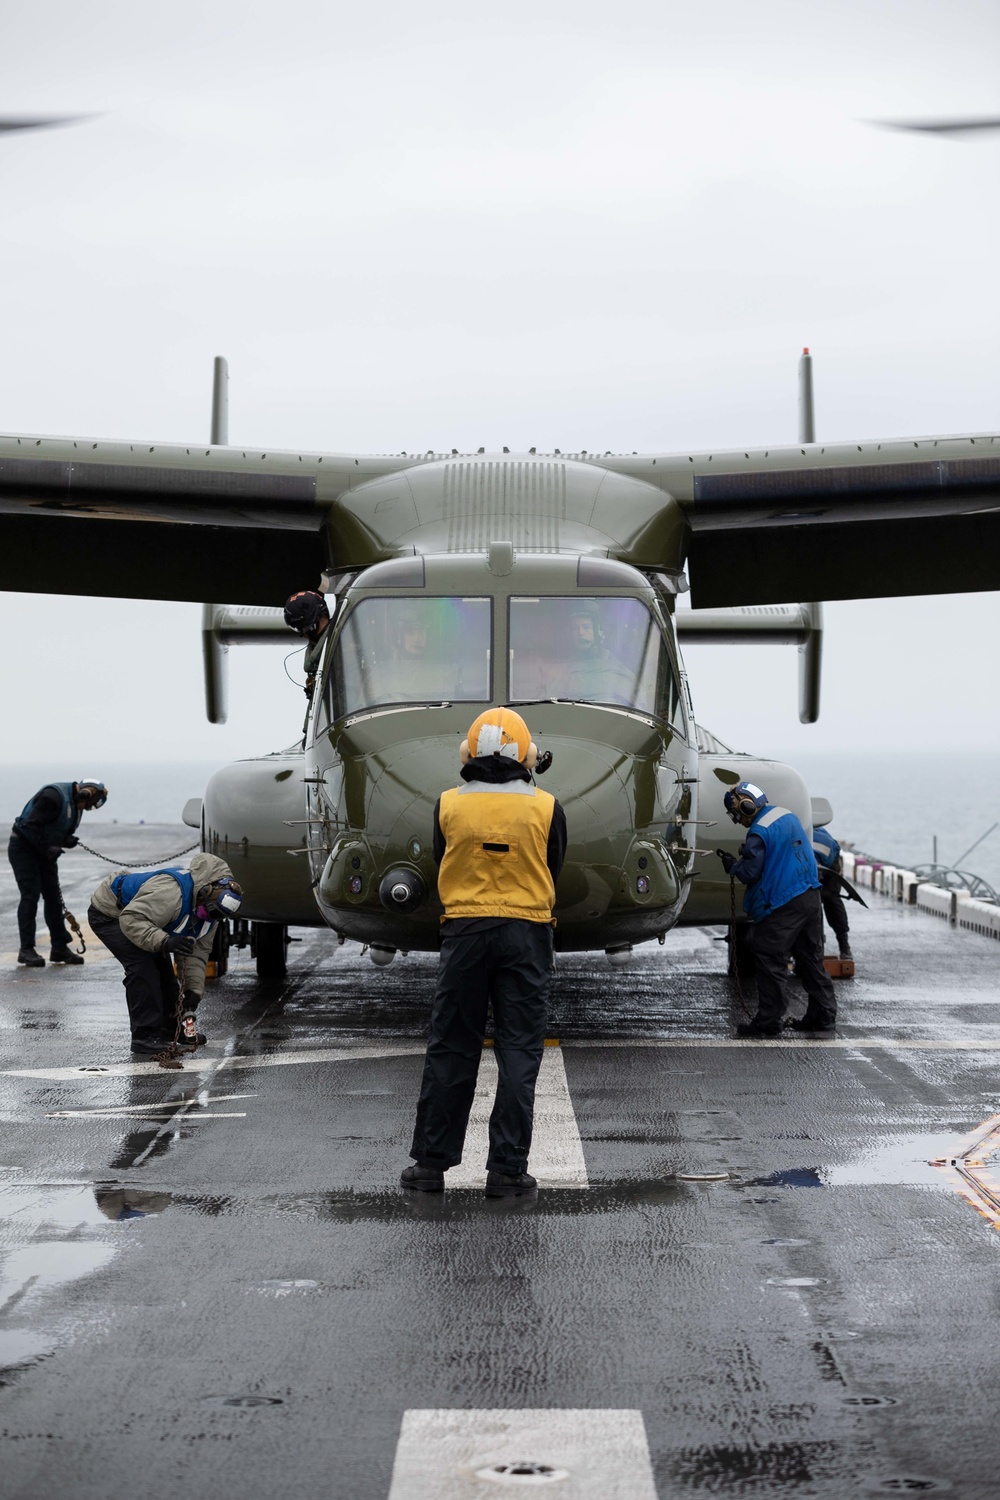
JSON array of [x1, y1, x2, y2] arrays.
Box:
[[873, 116, 1000, 136], [0, 114, 91, 134]]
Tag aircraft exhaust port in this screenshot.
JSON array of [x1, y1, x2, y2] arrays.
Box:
[[378, 868, 425, 915]]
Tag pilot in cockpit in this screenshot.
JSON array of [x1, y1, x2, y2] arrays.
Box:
[[562, 602, 634, 705], [377, 608, 442, 703]]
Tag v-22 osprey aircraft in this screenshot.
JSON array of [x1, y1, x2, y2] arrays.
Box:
[[1, 351, 997, 977]]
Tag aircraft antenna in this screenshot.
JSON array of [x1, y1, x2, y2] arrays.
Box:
[[798, 346, 815, 444], [211, 356, 229, 445]]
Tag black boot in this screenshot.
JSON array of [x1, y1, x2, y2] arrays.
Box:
[[485, 1170, 537, 1198], [400, 1163, 445, 1192], [17, 947, 45, 967], [736, 1019, 783, 1038], [50, 947, 84, 966]]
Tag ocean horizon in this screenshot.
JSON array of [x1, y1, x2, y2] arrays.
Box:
[[3, 747, 998, 893]]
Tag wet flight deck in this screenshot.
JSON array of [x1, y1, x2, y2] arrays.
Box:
[[2, 825, 999, 1499]]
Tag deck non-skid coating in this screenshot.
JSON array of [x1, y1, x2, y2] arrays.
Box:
[[2, 823, 1000, 1499], [387, 1409, 656, 1498]]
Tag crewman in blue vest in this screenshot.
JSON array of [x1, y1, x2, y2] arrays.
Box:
[[812, 826, 852, 959], [8, 779, 108, 967], [717, 781, 837, 1037], [402, 707, 567, 1198], [88, 853, 243, 1054]]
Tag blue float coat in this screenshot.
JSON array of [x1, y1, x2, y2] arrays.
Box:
[[730, 804, 820, 922]]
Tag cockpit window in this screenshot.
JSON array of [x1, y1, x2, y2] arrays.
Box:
[[508, 595, 682, 724], [331, 597, 492, 717]]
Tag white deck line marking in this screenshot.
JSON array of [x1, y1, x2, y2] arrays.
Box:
[[2, 1043, 426, 1081], [387, 1408, 656, 1500], [45, 1111, 247, 1120], [10, 1035, 1000, 1084], [446, 1047, 588, 1189]]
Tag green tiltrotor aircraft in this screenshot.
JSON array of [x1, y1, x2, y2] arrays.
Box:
[[1, 351, 997, 977]]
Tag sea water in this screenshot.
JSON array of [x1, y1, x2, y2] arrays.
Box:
[[2, 750, 998, 892]]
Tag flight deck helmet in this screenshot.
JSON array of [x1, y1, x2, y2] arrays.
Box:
[[283, 590, 329, 637], [460, 707, 538, 769], [75, 779, 108, 809], [195, 876, 244, 922], [724, 781, 768, 825]]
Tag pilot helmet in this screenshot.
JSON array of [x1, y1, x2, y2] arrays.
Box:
[[461, 708, 538, 769], [196, 877, 244, 920], [283, 590, 329, 636], [723, 781, 768, 825], [76, 779, 108, 808]]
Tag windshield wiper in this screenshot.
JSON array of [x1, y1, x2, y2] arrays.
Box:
[[504, 698, 584, 707]]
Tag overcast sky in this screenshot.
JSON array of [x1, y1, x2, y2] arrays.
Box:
[[0, 0, 998, 772]]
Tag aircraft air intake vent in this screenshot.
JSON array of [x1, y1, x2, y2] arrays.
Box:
[[442, 461, 567, 552]]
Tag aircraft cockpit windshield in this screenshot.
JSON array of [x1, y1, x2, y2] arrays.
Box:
[[509, 595, 683, 724], [332, 597, 491, 716]]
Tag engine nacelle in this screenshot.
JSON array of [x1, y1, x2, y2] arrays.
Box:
[[201, 747, 321, 925]]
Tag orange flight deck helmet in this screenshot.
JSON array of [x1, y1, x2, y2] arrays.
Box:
[[461, 708, 538, 768]]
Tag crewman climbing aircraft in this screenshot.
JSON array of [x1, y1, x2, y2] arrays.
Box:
[[1, 352, 997, 976]]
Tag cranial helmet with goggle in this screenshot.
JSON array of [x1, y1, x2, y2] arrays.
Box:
[[195, 877, 244, 922], [283, 590, 329, 636], [723, 781, 768, 825], [460, 708, 538, 770], [76, 779, 108, 808]]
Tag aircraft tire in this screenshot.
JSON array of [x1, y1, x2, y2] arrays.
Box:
[[253, 922, 288, 980], [728, 923, 756, 978]]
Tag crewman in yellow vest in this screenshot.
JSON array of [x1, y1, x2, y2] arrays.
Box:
[[401, 708, 567, 1198]]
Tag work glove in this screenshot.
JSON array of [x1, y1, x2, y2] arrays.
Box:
[[163, 934, 196, 956], [304, 674, 316, 699], [182, 990, 200, 1012], [716, 849, 737, 875], [64, 836, 79, 849], [46, 845, 62, 861]]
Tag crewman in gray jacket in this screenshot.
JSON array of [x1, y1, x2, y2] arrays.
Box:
[[88, 852, 242, 1055]]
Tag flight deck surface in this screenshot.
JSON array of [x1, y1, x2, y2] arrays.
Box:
[[1, 825, 998, 1499]]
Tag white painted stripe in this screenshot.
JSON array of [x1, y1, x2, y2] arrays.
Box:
[[45, 1110, 247, 1119], [387, 1409, 656, 1500], [2, 1043, 425, 1081], [447, 1047, 588, 1189]]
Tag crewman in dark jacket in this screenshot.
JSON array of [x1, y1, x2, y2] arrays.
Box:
[[402, 708, 567, 1198], [8, 779, 108, 967], [718, 781, 837, 1038], [812, 826, 852, 959]]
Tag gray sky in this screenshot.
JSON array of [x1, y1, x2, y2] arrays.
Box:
[[0, 0, 998, 768]]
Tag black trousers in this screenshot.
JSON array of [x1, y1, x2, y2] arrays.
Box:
[[7, 836, 71, 950], [88, 906, 180, 1043], [753, 887, 837, 1029], [410, 920, 553, 1174], [819, 873, 850, 948]]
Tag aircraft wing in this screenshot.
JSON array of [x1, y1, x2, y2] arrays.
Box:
[[599, 434, 1000, 607], [0, 437, 416, 604]]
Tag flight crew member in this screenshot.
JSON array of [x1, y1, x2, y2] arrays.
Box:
[[812, 826, 852, 959], [718, 782, 837, 1038], [402, 707, 567, 1198], [8, 779, 108, 968], [283, 590, 331, 700], [88, 853, 243, 1055]]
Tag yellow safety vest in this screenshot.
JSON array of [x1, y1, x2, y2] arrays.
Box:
[[437, 783, 556, 923]]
